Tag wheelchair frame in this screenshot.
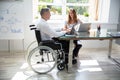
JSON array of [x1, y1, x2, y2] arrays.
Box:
[[27, 25, 67, 74]]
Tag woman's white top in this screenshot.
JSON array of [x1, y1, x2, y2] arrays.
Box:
[[64, 20, 81, 44]]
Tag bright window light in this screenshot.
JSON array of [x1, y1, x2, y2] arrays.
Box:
[[77, 67, 102, 72], [33, 0, 90, 21], [12, 59, 102, 80], [80, 60, 99, 66], [77, 60, 103, 72], [20, 63, 29, 69], [11, 72, 28, 80]]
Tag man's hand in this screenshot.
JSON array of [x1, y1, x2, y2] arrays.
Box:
[[65, 28, 71, 33]]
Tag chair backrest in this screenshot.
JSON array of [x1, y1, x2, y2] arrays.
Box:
[[29, 25, 62, 50], [29, 25, 42, 45], [35, 30, 42, 45]]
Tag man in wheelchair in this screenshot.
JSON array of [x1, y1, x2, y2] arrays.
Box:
[[35, 8, 70, 57], [28, 8, 83, 74], [29, 8, 82, 73]]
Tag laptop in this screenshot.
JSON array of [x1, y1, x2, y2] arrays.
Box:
[[77, 23, 91, 32], [65, 23, 91, 36]]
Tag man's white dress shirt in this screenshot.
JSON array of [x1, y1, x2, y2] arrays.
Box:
[[36, 18, 66, 40]]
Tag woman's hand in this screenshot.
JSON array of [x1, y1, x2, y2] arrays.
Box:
[[62, 25, 71, 33], [65, 28, 71, 33]]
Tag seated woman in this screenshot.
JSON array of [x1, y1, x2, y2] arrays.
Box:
[[62, 8, 82, 61]]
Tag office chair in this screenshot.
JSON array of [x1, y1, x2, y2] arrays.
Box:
[[27, 24, 66, 74]]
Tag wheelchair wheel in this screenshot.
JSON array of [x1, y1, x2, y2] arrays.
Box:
[[27, 46, 57, 74], [57, 62, 65, 71]]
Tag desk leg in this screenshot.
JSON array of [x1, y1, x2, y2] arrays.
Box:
[[108, 39, 120, 67], [67, 40, 74, 72], [108, 39, 113, 58]]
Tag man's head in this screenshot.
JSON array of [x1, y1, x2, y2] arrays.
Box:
[[40, 8, 51, 21]]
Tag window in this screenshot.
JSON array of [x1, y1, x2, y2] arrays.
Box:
[[39, 0, 53, 3], [33, 0, 99, 22], [38, 5, 62, 15], [67, 0, 89, 3]]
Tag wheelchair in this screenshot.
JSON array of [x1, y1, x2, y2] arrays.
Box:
[[27, 25, 67, 74]]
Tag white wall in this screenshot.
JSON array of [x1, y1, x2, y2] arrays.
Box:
[[0, 0, 119, 51], [108, 0, 120, 23], [0, 0, 33, 51]]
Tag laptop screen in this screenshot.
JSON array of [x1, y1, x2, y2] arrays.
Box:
[[78, 23, 91, 32]]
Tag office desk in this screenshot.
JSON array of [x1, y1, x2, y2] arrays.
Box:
[[58, 29, 120, 72]]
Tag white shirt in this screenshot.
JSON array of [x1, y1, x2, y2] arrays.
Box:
[[36, 18, 66, 40], [64, 19, 81, 29], [64, 20, 81, 44]]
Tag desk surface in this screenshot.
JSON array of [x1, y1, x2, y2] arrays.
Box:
[[59, 29, 120, 40], [58, 29, 120, 72]]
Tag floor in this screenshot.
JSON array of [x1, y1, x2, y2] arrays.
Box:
[[0, 47, 120, 80]]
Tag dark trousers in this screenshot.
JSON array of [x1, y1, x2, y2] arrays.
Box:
[[53, 38, 82, 58], [56, 40, 70, 53], [59, 40, 82, 62], [73, 40, 82, 58], [53, 38, 82, 64]]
